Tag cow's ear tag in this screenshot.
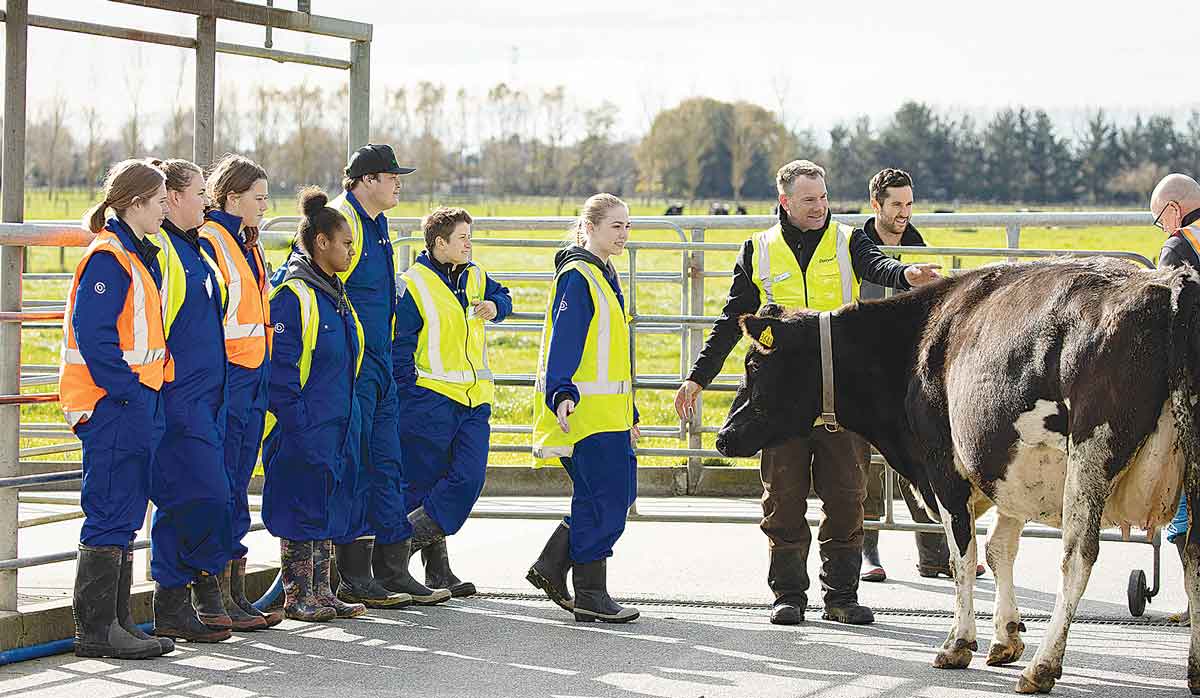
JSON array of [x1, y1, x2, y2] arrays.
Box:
[[758, 325, 774, 348]]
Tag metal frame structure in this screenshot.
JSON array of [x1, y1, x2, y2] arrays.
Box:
[[0, 210, 1165, 614], [0, 0, 373, 612]]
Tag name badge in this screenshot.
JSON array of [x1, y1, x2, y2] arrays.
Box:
[[774, 271, 791, 282]]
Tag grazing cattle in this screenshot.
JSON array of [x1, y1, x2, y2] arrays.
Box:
[[709, 201, 729, 215], [665, 204, 685, 216], [715, 257, 1200, 694]]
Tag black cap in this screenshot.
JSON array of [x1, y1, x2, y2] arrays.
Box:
[[345, 143, 415, 178]]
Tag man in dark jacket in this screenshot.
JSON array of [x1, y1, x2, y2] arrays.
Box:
[[1152, 172, 1200, 625], [674, 160, 941, 626]]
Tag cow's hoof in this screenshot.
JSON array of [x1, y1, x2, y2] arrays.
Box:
[[1016, 665, 1057, 694], [933, 639, 976, 670], [986, 639, 1026, 666], [1189, 674, 1200, 695]]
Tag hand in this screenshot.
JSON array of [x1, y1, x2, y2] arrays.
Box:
[[631, 423, 641, 446], [674, 380, 702, 420], [556, 399, 575, 434], [472, 300, 498, 321], [904, 263, 943, 287]]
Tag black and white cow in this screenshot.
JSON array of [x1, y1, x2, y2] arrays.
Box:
[[715, 257, 1200, 694]]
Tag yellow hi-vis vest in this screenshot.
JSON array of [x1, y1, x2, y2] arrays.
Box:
[[256, 278, 366, 476], [750, 219, 859, 310], [330, 193, 367, 281], [153, 228, 227, 339], [531, 260, 634, 465], [402, 262, 494, 407]]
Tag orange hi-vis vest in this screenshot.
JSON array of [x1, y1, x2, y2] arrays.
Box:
[[198, 218, 272, 368], [59, 230, 170, 429]]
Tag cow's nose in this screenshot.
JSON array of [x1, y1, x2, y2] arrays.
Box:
[[715, 432, 733, 456]]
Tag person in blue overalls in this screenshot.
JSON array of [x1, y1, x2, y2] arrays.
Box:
[[62, 159, 173, 659], [393, 207, 512, 598], [268, 145, 416, 607], [527, 193, 640, 623], [262, 187, 369, 622], [197, 154, 275, 630], [147, 158, 234, 644]]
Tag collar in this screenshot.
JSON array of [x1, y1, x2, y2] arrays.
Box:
[[417, 250, 471, 282], [818, 311, 839, 432], [206, 209, 243, 241], [778, 207, 832, 241], [1182, 208, 1200, 229], [345, 190, 387, 232], [107, 216, 160, 265], [161, 217, 200, 246], [863, 216, 920, 245]]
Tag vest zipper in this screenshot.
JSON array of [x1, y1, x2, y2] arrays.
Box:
[[459, 273, 478, 409]]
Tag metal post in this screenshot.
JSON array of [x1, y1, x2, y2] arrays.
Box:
[[0, 0, 28, 612], [686, 227, 705, 493], [193, 13, 216, 166], [1006, 223, 1020, 264], [348, 39, 370, 157], [626, 248, 638, 515]]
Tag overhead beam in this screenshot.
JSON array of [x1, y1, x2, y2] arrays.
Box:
[[109, 0, 372, 41]]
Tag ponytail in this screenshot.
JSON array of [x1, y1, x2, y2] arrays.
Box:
[[82, 159, 165, 234]]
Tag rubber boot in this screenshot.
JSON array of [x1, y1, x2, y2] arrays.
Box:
[[280, 539, 336, 622], [768, 547, 808, 625], [372, 539, 451, 605], [228, 558, 283, 628], [422, 539, 476, 598], [916, 531, 953, 578], [313, 540, 366, 618], [72, 544, 164, 659], [221, 560, 267, 631], [821, 548, 875, 625], [525, 522, 573, 611], [407, 506, 446, 554], [190, 570, 232, 630], [153, 583, 231, 643], [860, 528, 886, 582], [571, 559, 638, 623], [333, 538, 412, 608], [117, 548, 174, 654], [1168, 537, 1192, 625]]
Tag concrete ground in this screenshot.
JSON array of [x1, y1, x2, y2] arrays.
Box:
[[2, 495, 1193, 697]]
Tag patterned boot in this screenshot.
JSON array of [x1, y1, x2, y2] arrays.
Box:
[[313, 540, 366, 619], [280, 539, 335, 622]]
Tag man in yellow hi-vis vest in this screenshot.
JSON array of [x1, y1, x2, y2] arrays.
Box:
[[674, 160, 940, 627]]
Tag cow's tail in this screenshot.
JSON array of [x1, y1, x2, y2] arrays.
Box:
[[1168, 269, 1200, 552]]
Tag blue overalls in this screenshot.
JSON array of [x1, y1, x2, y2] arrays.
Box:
[[199, 210, 269, 561], [392, 252, 512, 535], [262, 270, 361, 542], [74, 218, 167, 547], [543, 258, 639, 564], [149, 222, 233, 588], [338, 192, 412, 545]]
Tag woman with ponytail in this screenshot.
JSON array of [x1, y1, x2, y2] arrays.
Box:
[[261, 187, 368, 622], [526, 193, 641, 624], [60, 160, 173, 659], [196, 153, 273, 631]]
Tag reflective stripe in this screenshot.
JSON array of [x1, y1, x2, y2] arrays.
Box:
[[332, 195, 366, 281], [574, 263, 611, 385], [62, 347, 164, 365], [405, 267, 445, 378], [755, 230, 774, 303], [84, 238, 152, 358], [64, 409, 93, 428], [1180, 225, 1200, 258], [203, 223, 264, 339], [153, 231, 172, 331], [576, 380, 630, 395], [834, 224, 854, 304], [224, 322, 266, 340], [418, 368, 489, 383], [532, 444, 574, 459]]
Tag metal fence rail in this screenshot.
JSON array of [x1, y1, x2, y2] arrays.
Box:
[[0, 211, 1163, 614]]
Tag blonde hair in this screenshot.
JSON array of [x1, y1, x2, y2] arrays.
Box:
[[570, 193, 627, 246], [82, 159, 166, 234]]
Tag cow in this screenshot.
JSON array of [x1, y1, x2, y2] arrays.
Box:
[[715, 257, 1200, 694], [665, 204, 685, 216]]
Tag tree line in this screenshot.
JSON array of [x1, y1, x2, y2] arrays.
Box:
[[24, 81, 1200, 206]]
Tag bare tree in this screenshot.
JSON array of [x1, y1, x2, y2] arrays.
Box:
[[214, 84, 243, 156], [414, 82, 446, 201], [40, 93, 69, 200], [81, 106, 104, 197], [250, 86, 278, 177], [121, 49, 146, 155]]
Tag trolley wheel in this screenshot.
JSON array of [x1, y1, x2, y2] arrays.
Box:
[[1128, 569, 1149, 617]]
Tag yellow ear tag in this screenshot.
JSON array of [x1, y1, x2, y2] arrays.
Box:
[[758, 325, 774, 348]]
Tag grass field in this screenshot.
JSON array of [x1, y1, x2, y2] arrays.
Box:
[[13, 190, 1168, 467]]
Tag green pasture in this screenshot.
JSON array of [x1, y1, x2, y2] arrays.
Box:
[[13, 191, 1167, 467]]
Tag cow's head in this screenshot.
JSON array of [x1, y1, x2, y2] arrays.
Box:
[[715, 306, 822, 457]]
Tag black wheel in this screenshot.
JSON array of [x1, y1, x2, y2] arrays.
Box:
[[1127, 569, 1148, 617]]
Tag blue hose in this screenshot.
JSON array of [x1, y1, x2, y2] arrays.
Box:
[[252, 570, 283, 612], [0, 622, 154, 666]]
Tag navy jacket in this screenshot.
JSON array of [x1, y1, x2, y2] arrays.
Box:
[[340, 191, 399, 364], [543, 245, 638, 423], [392, 251, 512, 393], [159, 219, 227, 408], [73, 217, 163, 403]]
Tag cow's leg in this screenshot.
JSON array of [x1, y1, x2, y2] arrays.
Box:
[[1016, 458, 1109, 695], [933, 501, 978, 670], [985, 512, 1026, 666]]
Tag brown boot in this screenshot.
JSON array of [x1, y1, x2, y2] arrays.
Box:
[[313, 540, 365, 619], [220, 560, 267, 631], [190, 570, 232, 630]]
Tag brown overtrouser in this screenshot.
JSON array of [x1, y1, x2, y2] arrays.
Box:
[[863, 458, 939, 525], [760, 428, 869, 604]]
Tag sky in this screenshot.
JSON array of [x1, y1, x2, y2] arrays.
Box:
[[19, 0, 1200, 144]]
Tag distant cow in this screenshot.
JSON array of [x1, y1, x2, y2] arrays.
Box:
[[716, 258, 1200, 695], [665, 204, 685, 216], [709, 202, 729, 215], [735, 204, 748, 215]]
